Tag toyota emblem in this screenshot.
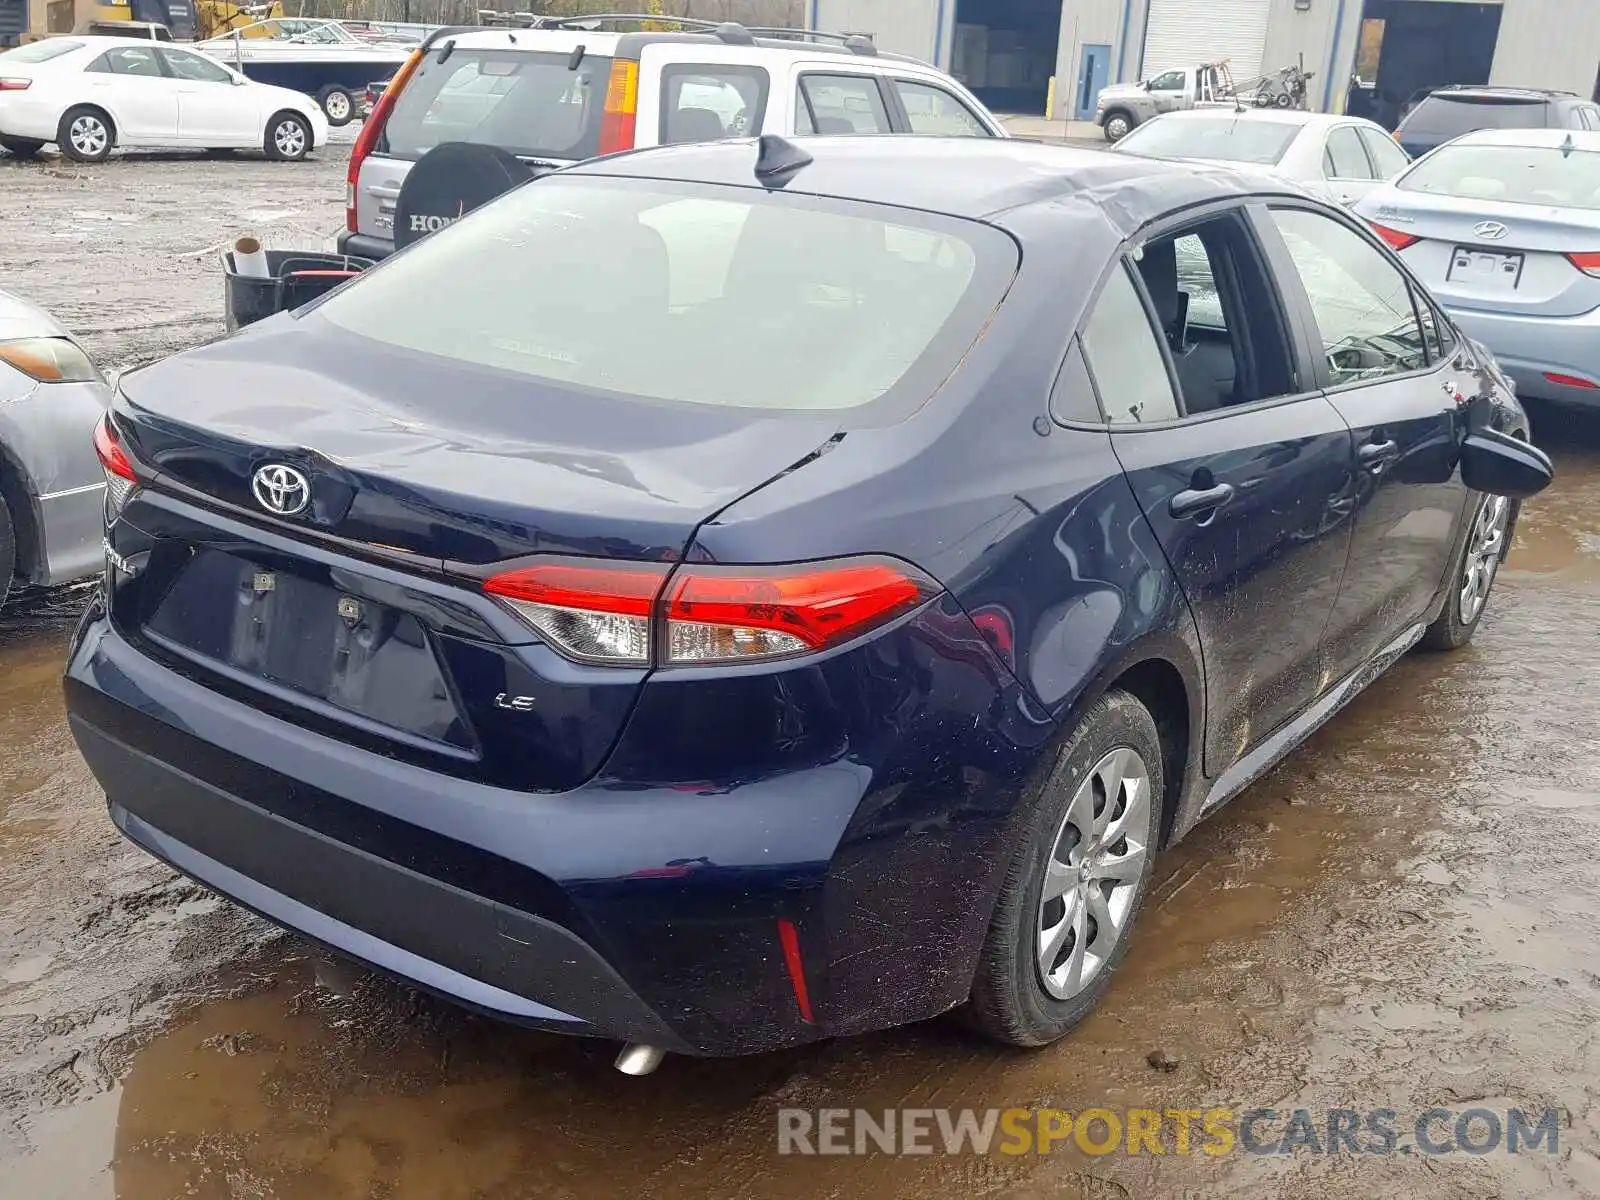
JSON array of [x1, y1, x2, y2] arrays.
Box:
[[1473, 220, 1509, 241], [251, 463, 311, 517]]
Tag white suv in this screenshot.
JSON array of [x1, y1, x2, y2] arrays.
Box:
[[340, 15, 1005, 260]]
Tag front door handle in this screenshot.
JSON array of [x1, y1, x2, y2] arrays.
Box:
[[1358, 438, 1399, 469], [1169, 482, 1236, 519]]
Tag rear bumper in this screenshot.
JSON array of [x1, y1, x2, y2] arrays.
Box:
[[65, 595, 1038, 1054], [73, 712, 689, 1050], [336, 230, 394, 261], [1445, 301, 1600, 407]]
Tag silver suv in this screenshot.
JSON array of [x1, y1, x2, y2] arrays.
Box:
[[338, 14, 1005, 261]]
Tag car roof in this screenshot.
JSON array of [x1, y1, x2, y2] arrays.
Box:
[[418, 24, 932, 68], [1151, 108, 1367, 129], [27, 35, 164, 52], [1444, 127, 1600, 150], [1426, 86, 1576, 101], [572, 135, 1301, 230]]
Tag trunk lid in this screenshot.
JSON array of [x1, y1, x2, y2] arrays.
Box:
[[1364, 187, 1600, 318], [108, 324, 840, 794], [117, 320, 841, 566]]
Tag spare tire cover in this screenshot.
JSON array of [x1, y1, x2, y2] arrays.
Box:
[[393, 141, 534, 249]]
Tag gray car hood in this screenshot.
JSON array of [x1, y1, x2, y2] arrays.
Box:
[[0, 288, 68, 343]]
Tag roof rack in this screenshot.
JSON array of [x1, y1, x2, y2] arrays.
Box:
[[743, 26, 878, 55], [509, 13, 877, 54]]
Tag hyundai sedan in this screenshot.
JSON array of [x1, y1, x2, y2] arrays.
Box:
[[1356, 127, 1600, 408], [64, 136, 1551, 1070]]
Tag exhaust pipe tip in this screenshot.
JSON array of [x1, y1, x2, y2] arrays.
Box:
[[614, 1043, 667, 1076]]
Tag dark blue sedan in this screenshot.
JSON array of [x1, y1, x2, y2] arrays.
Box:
[[65, 135, 1551, 1069]]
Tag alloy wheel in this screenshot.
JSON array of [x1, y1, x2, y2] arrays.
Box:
[[1036, 747, 1151, 1000], [70, 117, 108, 158], [274, 120, 307, 158], [1460, 494, 1510, 624], [325, 90, 351, 122]]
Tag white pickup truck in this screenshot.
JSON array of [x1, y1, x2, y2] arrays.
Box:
[[1093, 63, 1232, 142]]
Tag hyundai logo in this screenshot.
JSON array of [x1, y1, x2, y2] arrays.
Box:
[[251, 463, 311, 517], [1473, 220, 1510, 241]]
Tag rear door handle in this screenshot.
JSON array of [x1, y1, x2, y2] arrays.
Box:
[[1358, 439, 1399, 469], [1168, 483, 1235, 519]]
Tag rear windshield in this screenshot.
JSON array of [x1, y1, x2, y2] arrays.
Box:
[[1115, 116, 1299, 165], [0, 39, 84, 63], [1398, 143, 1600, 209], [1400, 95, 1549, 138], [381, 49, 611, 162], [314, 177, 1017, 415]]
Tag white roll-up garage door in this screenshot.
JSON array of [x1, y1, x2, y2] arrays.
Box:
[[1141, 0, 1273, 85]]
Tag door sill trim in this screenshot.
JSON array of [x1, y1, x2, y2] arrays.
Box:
[[1197, 621, 1425, 819]]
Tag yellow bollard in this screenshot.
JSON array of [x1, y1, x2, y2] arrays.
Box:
[[1045, 75, 1057, 119]]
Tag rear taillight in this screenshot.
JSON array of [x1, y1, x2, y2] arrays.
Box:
[[93, 414, 137, 515], [598, 59, 639, 155], [485, 560, 666, 666], [0, 78, 31, 91], [346, 48, 421, 233], [1544, 371, 1598, 389], [1369, 222, 1418, 251], [1565, 252, 1600, 277], [483, 556, 937, 667]]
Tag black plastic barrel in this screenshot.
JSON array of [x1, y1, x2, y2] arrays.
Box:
[[222, 249, 375, 331]]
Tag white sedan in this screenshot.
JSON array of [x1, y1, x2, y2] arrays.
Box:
[[0, 36, 328, 163], [1112, 108, 1411, 207]]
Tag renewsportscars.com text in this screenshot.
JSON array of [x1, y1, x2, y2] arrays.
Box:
[[777, 1106, 1560, 1157]]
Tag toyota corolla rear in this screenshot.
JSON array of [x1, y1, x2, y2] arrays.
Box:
[[1357, 130, 1600, 405], [63, 159, 1034, 1056]]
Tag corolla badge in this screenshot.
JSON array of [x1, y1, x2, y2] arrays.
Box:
[[251, 463, 311, 516], [1473, 221, 1510, 241]]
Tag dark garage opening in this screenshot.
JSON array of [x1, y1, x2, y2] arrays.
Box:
[[951, 0, 1063, 117], [1345, 0, 1503, 129]]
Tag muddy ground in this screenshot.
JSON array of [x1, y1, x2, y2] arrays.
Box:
[[3, 134, 1600, 1200]]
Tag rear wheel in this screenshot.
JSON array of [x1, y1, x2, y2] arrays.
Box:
[[0, 493, 15, 612], [318, 86, 354, 127], [57, 107, 113, 163], [0, 137, 44, 159], [1420, 493, 1513, 651], [264, 113, 311, 162], [967, 690, 1164, 1047]]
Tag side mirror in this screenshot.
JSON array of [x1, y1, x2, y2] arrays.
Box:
[[1460, 427, 1554, 500], [1142, 80, 1153, 91], [233, 76, 249, 85]]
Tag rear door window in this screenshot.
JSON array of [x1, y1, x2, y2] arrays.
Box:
[[1081, 262, 1180, 424], [795, 73, 892, 135], [1356, 125, 1409, 178], [89, 46, 166, 77], [381, 49, 613, 162], [659, 64, 768, 143], [891, 79, 992, 136], [1324, 125, 1374, 179]]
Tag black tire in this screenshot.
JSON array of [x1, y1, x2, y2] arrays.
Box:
[[317, 85, 355, 127], [967, 690, 1165, 1047], [0, 493, 14, 612], [1101, 110, 1134, 143], [56, 106, 114, 164], [0, 137, 44, 159], [264, 112, 311, 162], [1274, 92, 1293, 108], [1420, 493, 1515, 651]]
